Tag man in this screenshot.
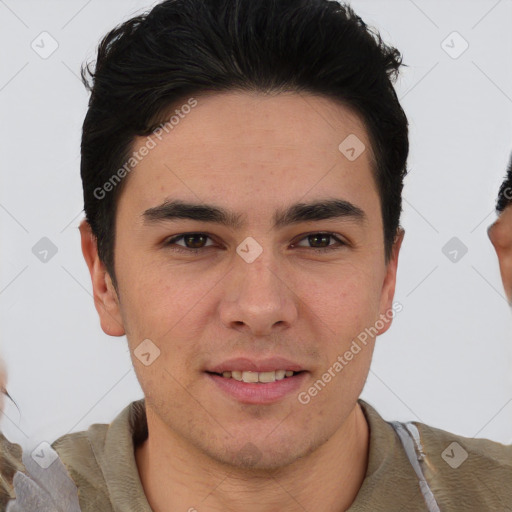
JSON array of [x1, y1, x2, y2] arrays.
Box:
[[488, 153, 512, 303], [3, 0, 512, 510]]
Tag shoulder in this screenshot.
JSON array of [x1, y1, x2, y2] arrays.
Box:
[[52, 422, 109, 471], [50, 421, 112, 508], [360, 399, 512, 510], [49, 400, 145, 510], [51, 399, 141, 469], [412, 420, 512, 510], [412, 421, 512, 472], [49, 419, 113, 512]]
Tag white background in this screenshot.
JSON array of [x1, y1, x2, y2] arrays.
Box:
[[1, 0, 512, 451]]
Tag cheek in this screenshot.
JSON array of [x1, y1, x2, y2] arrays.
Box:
[[119, 268, 212, 387], [134, 367, 195, 416], [299, 264, 383, 336], [118, 257, 206, 337]]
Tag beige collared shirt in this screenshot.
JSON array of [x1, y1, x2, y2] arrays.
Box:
[[3, 398, 512, 511]]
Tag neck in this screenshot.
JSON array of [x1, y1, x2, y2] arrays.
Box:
[[135, 402, 370, 512]]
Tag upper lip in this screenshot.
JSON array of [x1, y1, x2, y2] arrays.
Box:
[[207, 357, 306, 374]]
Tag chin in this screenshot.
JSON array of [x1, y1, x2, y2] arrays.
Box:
[[222, 447, 302, 471], [207, 433, 322, 472]]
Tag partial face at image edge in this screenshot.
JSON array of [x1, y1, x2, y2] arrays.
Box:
[[489, 204, 512, 306]]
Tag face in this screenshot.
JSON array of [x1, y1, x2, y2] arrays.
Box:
[[80, 91, 402, 470], [488, 204, 512, 304]]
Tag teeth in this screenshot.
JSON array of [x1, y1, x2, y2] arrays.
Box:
[[218, 369, 296, 382], [257, 371, 275, 383], [242, 371, 259, 383]]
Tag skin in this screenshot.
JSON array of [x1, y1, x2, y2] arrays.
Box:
[[488, 204, 512, 304], [80, 91, 403, 512]]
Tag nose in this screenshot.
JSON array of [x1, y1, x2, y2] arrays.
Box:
[[218, 248, 298, 336]]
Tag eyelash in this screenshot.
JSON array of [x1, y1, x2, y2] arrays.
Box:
[[164, 232, 347, 254]]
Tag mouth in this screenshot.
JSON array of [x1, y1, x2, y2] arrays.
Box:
[[205, 367, 308, 404], [205, 357, 309, 404], [206, 369, 305, 383]]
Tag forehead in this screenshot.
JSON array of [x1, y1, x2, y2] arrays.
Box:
[[118, 91, 378, 220], [156, 90, 372, 156]]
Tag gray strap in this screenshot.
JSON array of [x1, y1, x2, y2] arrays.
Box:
[[389, 420, 442, 512]]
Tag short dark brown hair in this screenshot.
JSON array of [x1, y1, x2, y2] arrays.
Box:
[[80, 0, 409, 289]]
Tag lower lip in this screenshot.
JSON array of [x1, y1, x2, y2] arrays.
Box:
[[207, 372, 308, 404]]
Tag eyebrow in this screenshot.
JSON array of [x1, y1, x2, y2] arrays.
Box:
[[141, 198, 366, 230]]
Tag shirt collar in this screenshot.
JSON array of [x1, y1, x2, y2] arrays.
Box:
[[94, 398, 416, 511]]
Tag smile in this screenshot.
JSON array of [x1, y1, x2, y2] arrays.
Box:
[[213, 370, 297, 383], [206, 370, 307, 404]]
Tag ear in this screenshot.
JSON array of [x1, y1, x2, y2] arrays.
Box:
[[377, 228, 404, 335], [79, 219, 125, 336], [488, 217, 512, 303]]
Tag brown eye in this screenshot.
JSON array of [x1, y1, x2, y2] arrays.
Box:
[[165, 233, 216, 253], [292, 232, 346, 253]]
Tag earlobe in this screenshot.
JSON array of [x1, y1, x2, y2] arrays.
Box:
[[78, 219, 125, 337]]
